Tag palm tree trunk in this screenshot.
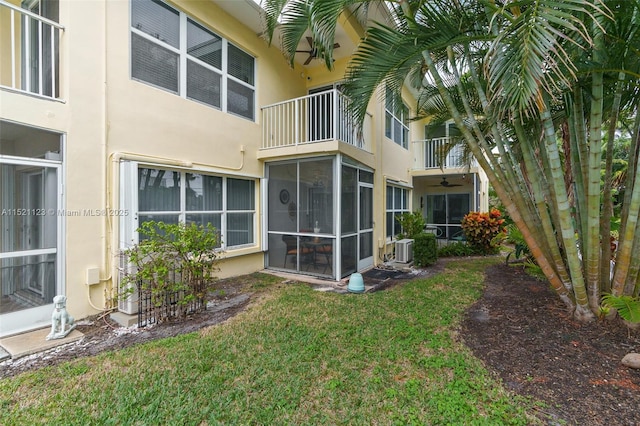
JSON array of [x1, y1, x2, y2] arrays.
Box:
[[538, 98, 594, 320], [600, 72, 626, 292], [422, 50, 577, 312], [514, 119, 572, 289], [585, 27, 605, 311], [627, 115, 640, 296], [626, 223, 640, 296], [612, 156, 640, 295], [567, 90, 589, 280], [618, 113, 640, 256]]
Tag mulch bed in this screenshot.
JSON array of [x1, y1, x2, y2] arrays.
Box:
[[461, 262, 640, 425], [0, 277, 253, 380]]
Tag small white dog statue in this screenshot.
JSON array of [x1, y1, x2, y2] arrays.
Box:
[[46, 295, 76, 340]]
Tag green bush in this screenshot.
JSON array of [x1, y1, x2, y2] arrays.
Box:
[[437, 241, 485, 257], [121, 221, 221, 322], [497, 223, 533, 263], [396, 211, 426, 239], [413, 233, 438, 266]]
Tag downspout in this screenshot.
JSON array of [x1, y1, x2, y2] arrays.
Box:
[[87, 0, 109, 312]]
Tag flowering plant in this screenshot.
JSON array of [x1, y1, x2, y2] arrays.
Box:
[[461, 208, 506, 252]]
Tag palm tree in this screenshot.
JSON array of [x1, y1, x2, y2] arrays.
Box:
[[262, 0, 640, 323]]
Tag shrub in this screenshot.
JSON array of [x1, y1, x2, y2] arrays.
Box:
[[413, 233, 437, 266], [437, 241, 484, 257], [396, 211, 426, 240], [121, 221, 221, 323], [461, 208, 506, 254], [497, 223, 532, 263], [488, 189, 514, 227]]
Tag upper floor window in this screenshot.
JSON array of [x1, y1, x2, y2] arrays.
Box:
[[386, 185, 409, 239], [130, 0, 255, 120], [385, 87, 409, 149]]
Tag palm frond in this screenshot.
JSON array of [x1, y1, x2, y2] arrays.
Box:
[[601, 293, 640, 323], [279, 2, 314, 66], [342, 22, 426, 126], [262, 0, 351, 68], [261, 0, 289, 44], [485, 0, 610, 116]]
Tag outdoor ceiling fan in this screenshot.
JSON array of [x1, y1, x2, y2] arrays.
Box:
[[431, 177, 462, 187], [296, 36, 340, 65]]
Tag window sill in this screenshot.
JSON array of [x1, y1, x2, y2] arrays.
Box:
[[222, 244, 262, 259]]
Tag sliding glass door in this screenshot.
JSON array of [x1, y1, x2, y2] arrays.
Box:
[[1, 159, 61, 336], [425, 193, 470, 239], [0, 121, 63, 337]]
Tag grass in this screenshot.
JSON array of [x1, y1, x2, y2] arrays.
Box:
[[0, 258, 540, 425]]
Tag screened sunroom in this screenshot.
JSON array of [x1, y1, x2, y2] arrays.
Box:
[[266, 155, 374, 281]]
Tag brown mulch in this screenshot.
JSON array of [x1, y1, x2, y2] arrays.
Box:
[[461, 262, 640, 426], [2, 261, 640, 425]]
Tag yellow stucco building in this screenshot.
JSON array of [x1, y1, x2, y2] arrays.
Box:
[[0, 0, 488, 337]]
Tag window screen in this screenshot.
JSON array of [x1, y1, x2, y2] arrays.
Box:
[[187, 60, 221, 108], [133, 167, 255, 249], [228, 43, 254, 85], [131, 33, 179, 93], [138, 168, 180, 211], [131, 0, 179, 48], [386, 185, 409, 238], [384, 87, 410, 148], [227, 80, 255, 120], [187, 18, 222, 69]]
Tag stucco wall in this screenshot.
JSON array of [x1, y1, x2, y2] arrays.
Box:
[[0, 0, 428, 332]]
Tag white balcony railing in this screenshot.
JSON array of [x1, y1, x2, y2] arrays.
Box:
[[262, 89, 371, 152], [412, 138, 474, 170], [0, 0, 64, 100]]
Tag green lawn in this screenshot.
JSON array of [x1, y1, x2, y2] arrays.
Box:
[[0, 258, 540, 425]]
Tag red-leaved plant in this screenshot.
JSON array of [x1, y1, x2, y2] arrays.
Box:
[[461, 208, 506, 253]]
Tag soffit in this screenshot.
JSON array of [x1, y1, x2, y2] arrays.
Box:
[[211, 0, 357, 68]]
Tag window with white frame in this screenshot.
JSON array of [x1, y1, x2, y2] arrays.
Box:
[[386, 185, 409, 239], [130, 0, 255, 120], [385, 87, 409, 148], [125, 166, 256, 249]]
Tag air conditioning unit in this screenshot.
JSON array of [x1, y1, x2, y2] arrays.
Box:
[[118, 283, 138, 315], [117, 251, 138, 315], [395, 239, 414, 263]]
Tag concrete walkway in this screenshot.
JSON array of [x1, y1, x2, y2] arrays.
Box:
[[0, 328, 84, 360]]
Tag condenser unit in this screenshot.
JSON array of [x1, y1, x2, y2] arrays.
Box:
[[395, 239, 414, 263], [117, 251, 138, 315]]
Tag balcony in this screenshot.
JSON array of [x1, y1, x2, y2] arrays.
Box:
[[261, 89, 372, 153], [0, 0, 64, 100], [412, 138, 476, 170]]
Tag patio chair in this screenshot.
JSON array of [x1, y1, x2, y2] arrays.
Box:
[[450, 229, 466, 241], [282, 235, 313, 268], [306, 238, 332, 274], [315, 241, 333, 274]]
